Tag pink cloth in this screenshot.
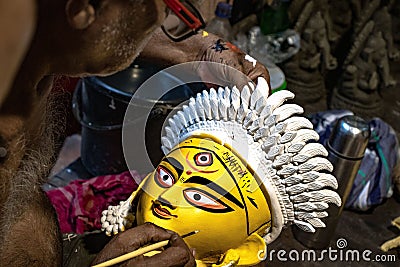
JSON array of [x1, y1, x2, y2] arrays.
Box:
[[46, 171, 141, 234]]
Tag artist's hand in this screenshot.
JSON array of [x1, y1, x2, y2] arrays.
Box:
[[139, 29, 271, 93], [93, 223, 196, 267], [196, 35, 271, 91]]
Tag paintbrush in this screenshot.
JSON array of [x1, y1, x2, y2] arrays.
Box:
[[92, 230, 199, 267]]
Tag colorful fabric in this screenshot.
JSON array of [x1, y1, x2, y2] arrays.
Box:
[[309, 110, 398, 211], [46, 171, 140, 234], [348, 118, 398, 210]]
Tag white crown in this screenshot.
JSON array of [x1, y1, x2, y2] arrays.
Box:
[[160, 77, 341, 244]]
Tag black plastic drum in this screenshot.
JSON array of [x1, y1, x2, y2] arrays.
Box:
[[73, 62, 198, 176]]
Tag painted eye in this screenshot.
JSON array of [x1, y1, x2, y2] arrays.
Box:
[[194, 152, 213, 166], [183, 188, 232, 212], [155, 166, 175, 188]]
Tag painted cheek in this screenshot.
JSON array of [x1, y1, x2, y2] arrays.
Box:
[[142, 171, 168, 200], [136, 193, 154, 224]]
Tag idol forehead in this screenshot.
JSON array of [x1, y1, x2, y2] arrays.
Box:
[[168, 135, 254, 183], [163, 137, 245, 185]]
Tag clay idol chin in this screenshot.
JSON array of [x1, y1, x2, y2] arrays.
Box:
[[101, 77, 341, 266]]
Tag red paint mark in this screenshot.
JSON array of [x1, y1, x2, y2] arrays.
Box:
[[186, 170, 192, 175], [226, 42, 241, 53]]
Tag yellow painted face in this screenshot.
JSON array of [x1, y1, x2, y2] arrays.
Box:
[[136, 136, 271, 259]]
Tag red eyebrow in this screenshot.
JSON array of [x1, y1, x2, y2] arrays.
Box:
[[186, 152, 218, 173]]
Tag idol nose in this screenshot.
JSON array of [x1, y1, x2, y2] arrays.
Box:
[[155, 196, 176, 210]]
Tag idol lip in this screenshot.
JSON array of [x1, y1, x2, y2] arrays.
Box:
[[152, 202, 177, 219]]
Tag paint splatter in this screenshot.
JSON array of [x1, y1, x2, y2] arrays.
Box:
[[226, 42, 241, 53], [245, 55, 257, 67], [109, 98, 116, 110], [211, 39, 228, 53]]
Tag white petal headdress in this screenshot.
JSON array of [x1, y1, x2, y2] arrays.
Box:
[[160, 77, 341, 244]]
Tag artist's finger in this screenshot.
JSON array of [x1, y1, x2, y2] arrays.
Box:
[[247, 61, 271, 86], [195, 59, 251, 89], [115, 223, 173, 249], [92, 223, 173, 264], [123, 232, 195, 267], [168, 233, 196, 267], [240, 55, 271, 93], [196, 46, 270, 92]]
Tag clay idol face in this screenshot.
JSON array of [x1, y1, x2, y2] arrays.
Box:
[[136, 136, 272, 258]]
